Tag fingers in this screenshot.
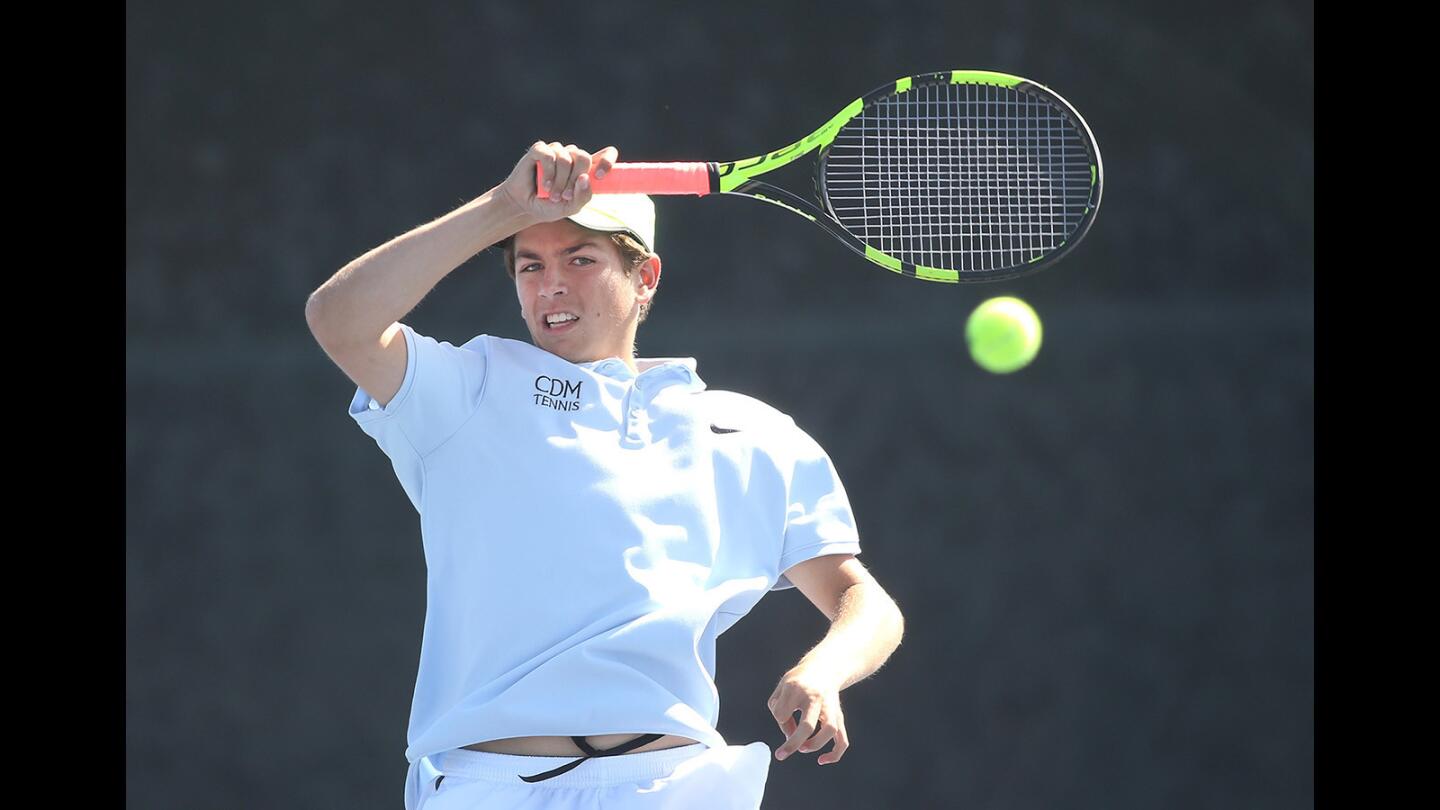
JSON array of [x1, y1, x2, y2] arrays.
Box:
[[549, 142, 599, 203], [592, 146, 618, 180], [552, 141, 587, 200], [769, 697, 848, 765], [817, 723, 849, 765], [526, 141, 572, 200], [777, 710, 817, 759], [528, 141, 556, 199], [774, 706, 846, 762], [570, 149, 593, 194], [795, 723, 833, 756], [768, 670, 849, 765], [526, 142, 613, 206], [548, 142, 576, 199]]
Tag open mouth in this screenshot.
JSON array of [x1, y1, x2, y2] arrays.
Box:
[[543, 313, 579, 332]]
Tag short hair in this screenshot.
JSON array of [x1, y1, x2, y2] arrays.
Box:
[[501, 231, 656, 323]]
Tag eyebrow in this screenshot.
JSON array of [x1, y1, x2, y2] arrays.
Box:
[[514, 241, 602, 260]]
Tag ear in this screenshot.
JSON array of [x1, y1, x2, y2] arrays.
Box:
[[634, 254, 662, 304]]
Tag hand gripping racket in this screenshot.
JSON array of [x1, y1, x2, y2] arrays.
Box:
[[536, 70, 1102, 283]]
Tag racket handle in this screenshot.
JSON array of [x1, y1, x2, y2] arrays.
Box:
[[535, 161, 712, 198]]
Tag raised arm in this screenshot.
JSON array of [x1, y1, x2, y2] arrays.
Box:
[[303, 142, 617, 405]]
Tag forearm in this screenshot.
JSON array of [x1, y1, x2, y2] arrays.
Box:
[[305, 185, 534, 346], [792, 584, 904, 691]]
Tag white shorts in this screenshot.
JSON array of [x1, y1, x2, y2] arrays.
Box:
[[404, 742, 772, 810]]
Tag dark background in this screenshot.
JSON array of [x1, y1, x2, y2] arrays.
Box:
[[126, 1, 1313, 807]]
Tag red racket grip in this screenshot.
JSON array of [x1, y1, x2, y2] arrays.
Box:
[[535, 161, 712, 198]]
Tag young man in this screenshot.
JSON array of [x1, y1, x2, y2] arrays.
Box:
[[305, 142, 905, 809]]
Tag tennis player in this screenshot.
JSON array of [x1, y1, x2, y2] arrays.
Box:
[[305, 141, 906, 809]]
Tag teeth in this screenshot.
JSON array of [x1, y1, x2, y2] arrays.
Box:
[[545, 313, 578, 326]]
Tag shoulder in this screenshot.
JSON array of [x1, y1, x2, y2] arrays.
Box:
[[459, 334, 554, 366], [454, 333, 511, 353], [691, 389, 798, 434]]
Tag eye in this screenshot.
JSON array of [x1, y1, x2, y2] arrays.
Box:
[[572, 256, 595, 266], [519, 263, 540, 273]]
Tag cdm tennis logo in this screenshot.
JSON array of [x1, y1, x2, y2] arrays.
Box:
[[533, 375, 583, 411]]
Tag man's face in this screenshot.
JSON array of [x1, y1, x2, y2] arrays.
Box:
[[513, 219, 657, 364]]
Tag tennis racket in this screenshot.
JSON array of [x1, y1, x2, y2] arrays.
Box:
[[537, 70, 1102, 283]]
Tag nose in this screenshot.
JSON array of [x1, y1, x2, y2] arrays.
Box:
[[538, 264, 566, 298]]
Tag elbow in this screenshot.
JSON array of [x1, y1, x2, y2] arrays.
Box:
[[304, 289, 323, 323], [304, 291, 331, 341], [887, 600, 905, 641]]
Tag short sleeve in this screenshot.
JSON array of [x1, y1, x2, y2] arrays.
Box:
[[772, 422, 862, 591], [347, 323, 490, 472]]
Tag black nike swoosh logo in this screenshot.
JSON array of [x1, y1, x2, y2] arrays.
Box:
[[710, 425, 741, 434]]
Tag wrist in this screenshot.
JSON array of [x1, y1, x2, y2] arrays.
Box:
[[474, 184, 540, 239]]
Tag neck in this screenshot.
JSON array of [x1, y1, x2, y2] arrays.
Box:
[[551, 343, 638, 372]]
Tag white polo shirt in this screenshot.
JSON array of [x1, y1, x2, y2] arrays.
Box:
[[347, 324, 863, 774]]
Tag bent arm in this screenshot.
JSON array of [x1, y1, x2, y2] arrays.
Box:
[[789, 582, 904, 692], [304, 186, 534, 406], [305, 185, 533, 347], [304, 142, 617, 406], [765, 578, 903, 764]]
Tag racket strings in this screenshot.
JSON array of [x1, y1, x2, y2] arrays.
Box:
[[823, 82, 1093, 274]]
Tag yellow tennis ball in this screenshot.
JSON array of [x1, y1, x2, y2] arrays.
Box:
[[965, 296, 1043, 373]]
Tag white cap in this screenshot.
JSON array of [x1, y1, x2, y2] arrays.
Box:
[[566, 194, 656, 253]]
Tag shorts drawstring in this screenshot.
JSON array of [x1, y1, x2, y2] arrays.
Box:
[[518, 734, 666, 783]]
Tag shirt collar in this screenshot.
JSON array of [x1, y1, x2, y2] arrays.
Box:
[[577, 356, 706, 391]]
